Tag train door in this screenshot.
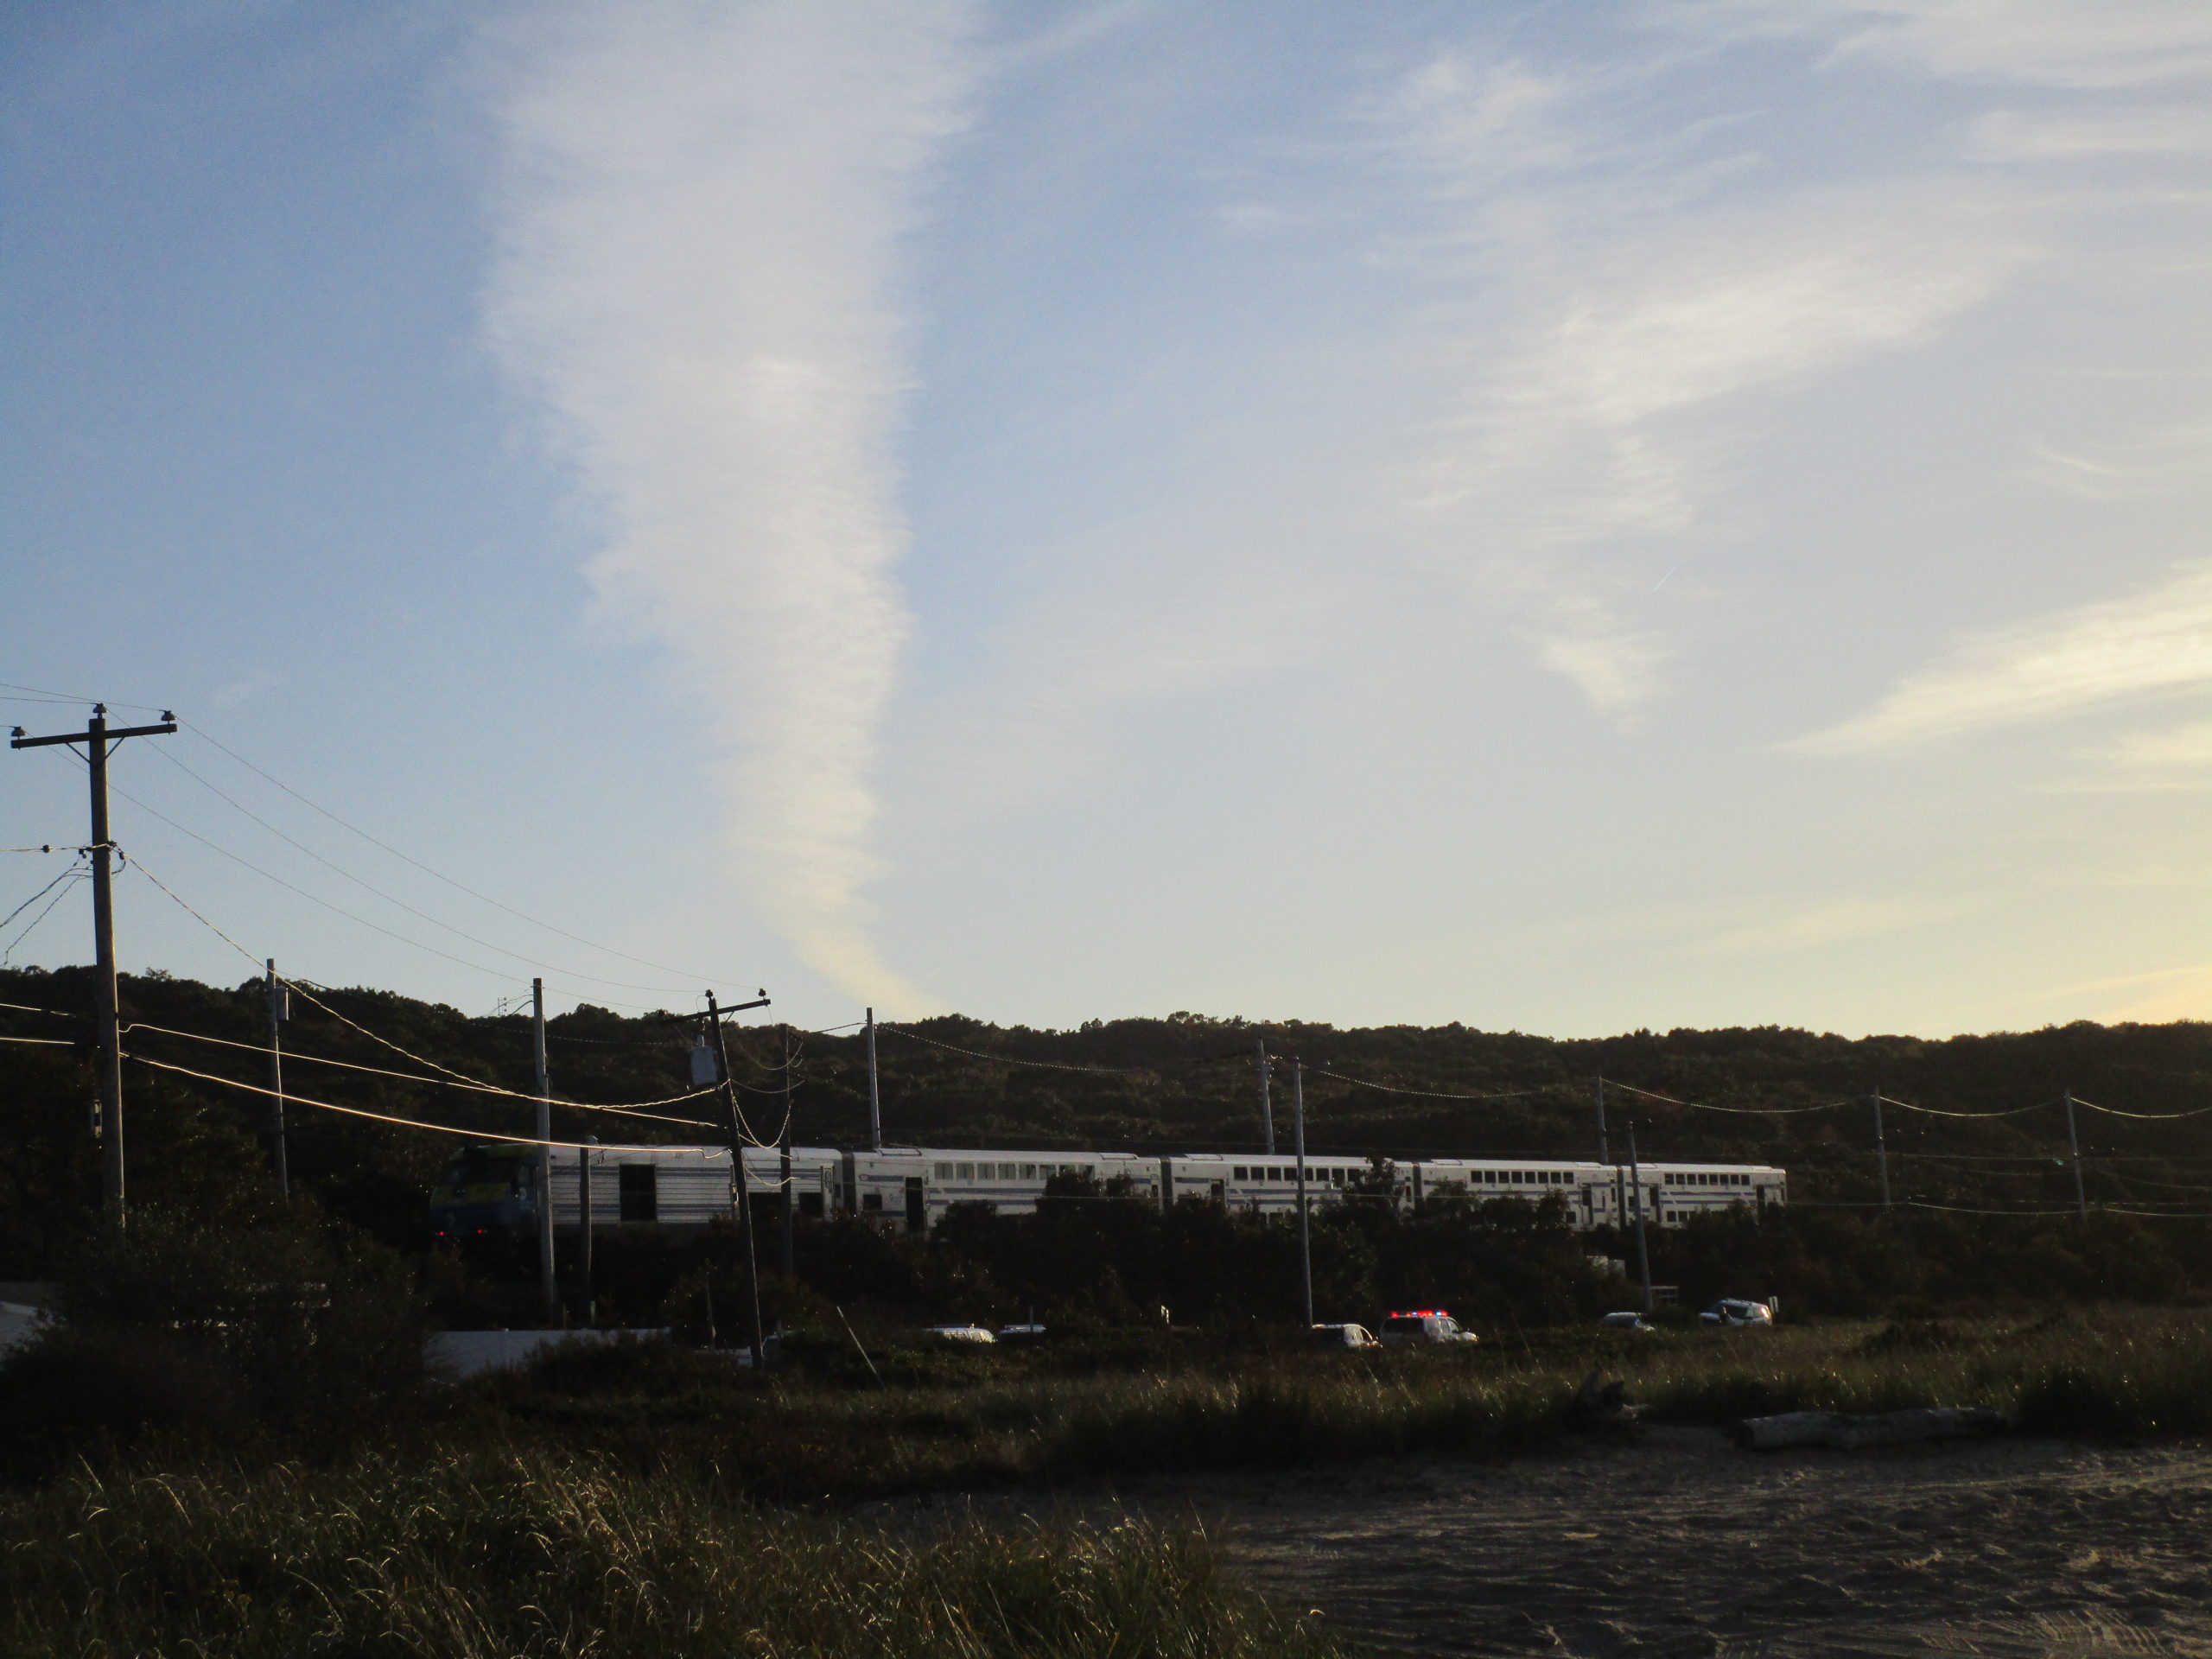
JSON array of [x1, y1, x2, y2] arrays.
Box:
[[618, 1163, 658, 1223], [904, 1176, 926, 1234]]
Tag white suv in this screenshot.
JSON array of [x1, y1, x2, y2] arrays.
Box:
[[1378, 1309, 1478, 1347]]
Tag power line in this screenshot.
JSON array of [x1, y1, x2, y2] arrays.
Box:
[[1603, 1078, 1860, 1115], [127, 1053, 681, 1150], [181, 722, 751, 988], [0, 858, 86, 936], [0, 680, 167, 713], [1310, 1069, 1547, 1102], [107, 777, 685, 1007], [2068, 1095, 2212, 1122], [880, 1023, 1149, 1075], [124, 1020, 721, 1119], [143, 745, 701, 997], [2, 868, 86, 966]]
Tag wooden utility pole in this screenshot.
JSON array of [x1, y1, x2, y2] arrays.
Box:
[[864, 1007, 882, 1152], [2064, 1088, 2088, 1222], [1593, 1074, 1609, 1166], [532, 978, 556, 1321], [779, 1023, 795, 1279], [666, 992, 770, 1368], [1292, 1055, 1312, 1327], [1627, 1118, 1655, 1316], [10, 704, 176, 1224], [579, 1135, 596, 1326], [264, 960, 289, 1198], [1257, 1039, 1276, 1155], [1873, 1090, 1892, 1213]]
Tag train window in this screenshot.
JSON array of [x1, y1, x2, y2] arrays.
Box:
[[957, 1162, 976, 1180], [1331, 1169, 1345, 1185], [1021, 1163, 1038, 1179], [861, 1192, 882, 1212], [935, 1162, 954, 1179], [1232, 1166, 1248, 1180], [618, 1163, 658, 1223]]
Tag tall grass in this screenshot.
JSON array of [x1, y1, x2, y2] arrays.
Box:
[[474, 1312, 2212, 1499], [0, 1447, 1346, 1659]]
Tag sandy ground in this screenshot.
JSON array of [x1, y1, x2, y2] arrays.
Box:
[[1108, 1430, 2212, 1657]]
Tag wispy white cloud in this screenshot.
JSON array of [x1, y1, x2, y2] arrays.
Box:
[[1694, 895, 1978, 956], [2022, 417, 2212, 502], [1795, 565, 2212, 753], [480, 1, 980, 1011], [1970, 105, 2212, 160], [1407, 180, 2027, 713], [1662, 0, 2212, 89]]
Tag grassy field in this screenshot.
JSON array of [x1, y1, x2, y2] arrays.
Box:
[[5, 1309, 2208, 1655], [0, 1448, 1348, 1659], [458, 1308, 2212, 1503]]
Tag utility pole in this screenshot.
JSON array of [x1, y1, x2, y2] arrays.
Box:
[[865, 1007, 882, 1152], [1873, 1090, 1892, 1214], [532, 978, 556, 1322], [264, 960, 289, 1198], [1257, 1039, 1276, 1155], [579, 1135, 597, 1326], [1627, 1118, 1654, 1316], [1292, 1055, 1313, 1327], [1593, 1074, 1609, 1166], [779, 1023, 796, 1280], [665, 992, 769, 1368], [10, 703, 176, 1224], [2064, 1088, 2088, 1222]]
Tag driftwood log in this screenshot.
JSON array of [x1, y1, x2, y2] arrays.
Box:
[[1729, 1407, 2014, 1451]]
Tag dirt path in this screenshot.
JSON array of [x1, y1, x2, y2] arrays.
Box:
[[1113, 1430, 2212, 1657]]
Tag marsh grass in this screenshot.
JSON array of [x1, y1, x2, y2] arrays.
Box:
[[0, 1447, 1348, 1659], [450, 1309, 2212, 1506]]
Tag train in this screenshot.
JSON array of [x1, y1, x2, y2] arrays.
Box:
[[429, 1141, 1787, 1243]]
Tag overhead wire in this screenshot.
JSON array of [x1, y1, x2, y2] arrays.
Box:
[[0, 680, 168, 713], [0, 858, 86, 937], [143, 744, 700, 997], [123, 1020, 721, 1119], [1310, 1069, 1547, 1101], [2069, 1096, 2212, 1122], [0, 1033, 73, 1046], [3, 864, 86, 965], [1601, 1078, 1859, 1115], [181, 721, 752, 988], [104, 776, 677, 1010], [127, 1054, 683, 1150], [880, 1023, 1149, 1075]]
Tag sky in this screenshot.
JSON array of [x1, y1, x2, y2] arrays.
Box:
[[2, 1, 2209, 1039]]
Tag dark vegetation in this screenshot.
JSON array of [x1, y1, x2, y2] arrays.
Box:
[[8, 966, 2212, 1650], [7, 962, 2212, 1326]]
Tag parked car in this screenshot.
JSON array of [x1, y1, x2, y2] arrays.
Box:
[[1599, 1311, 1655, 1332], [1699, 1300, 1774, 1327], [1378, 1309, 1478, 1347], [924, 1325, 997, 1344], [1312, 1322, 1382, 1349]]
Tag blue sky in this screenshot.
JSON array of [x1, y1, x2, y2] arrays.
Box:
[[3, 2, 2209, 1037]]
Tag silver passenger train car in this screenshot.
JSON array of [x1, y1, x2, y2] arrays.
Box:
[[432, 1141, 1787, 1241]]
